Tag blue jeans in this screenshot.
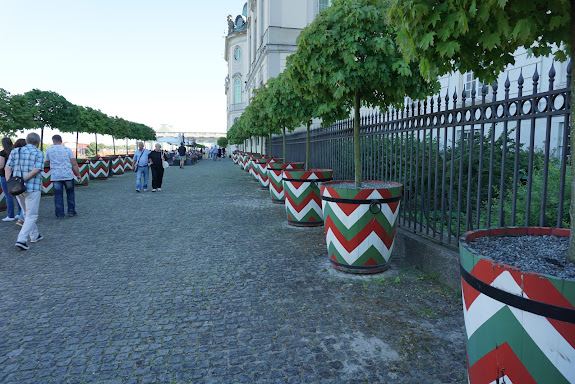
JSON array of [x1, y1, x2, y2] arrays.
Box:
[[136, 166, 149, 190], [1, 176, 22, 218], [53, 180, 77, 218]]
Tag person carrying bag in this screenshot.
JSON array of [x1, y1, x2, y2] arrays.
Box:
[[6, 148, 26, 196]]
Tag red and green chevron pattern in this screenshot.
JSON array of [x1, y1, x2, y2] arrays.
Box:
[[124, 155, 134, 171], [284, 169, 333, 227], [269, 162, 305, 204], [76, 159, 90, 186], [256, 158, 271, 189], [232, 151, 239, 164], [240, 152, 249, 170], [0, 185, 6, 212], [460, 227, 575, 384], [41, 164, 54, 195], [321, 181, 402, 274], [89, 157, 110, 180], [110, 155, 124, 175]]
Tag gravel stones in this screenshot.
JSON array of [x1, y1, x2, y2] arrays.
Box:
[[323, 181, 398, 189], [469, 235, 575, 279]]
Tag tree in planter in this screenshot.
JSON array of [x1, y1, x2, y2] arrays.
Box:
[[23, 89, 79, 151], [388, 0, 574, 260], [217, 137, 229, 148], [291, 0, 437, 186]]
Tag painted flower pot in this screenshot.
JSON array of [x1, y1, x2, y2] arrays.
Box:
[[283, 169, 333, 227], [247, 153, 260, 175], [123, 155, 134, 171], [321, 181, 402, 274], [89, 156, 109, 180], [459, 227, 575, 384], [41, 161, 53, 195], [76, 158, 90, 186], [110, 155, 124, 175], [103, 156, 113, 177], [269, 162, 305, 204], [232, 151, 239, 164], [256, 158, 271, 189], [241, 153, 250, 170]]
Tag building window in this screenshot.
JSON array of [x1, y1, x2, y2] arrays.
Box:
[[234, 47, 241, 61], [463, 72, 484, 99], [234, 79, 241, 104], [319, 0, 331, 12]]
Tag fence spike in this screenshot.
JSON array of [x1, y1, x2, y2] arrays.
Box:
[[517, 69, 524, 97], [504, 73, 510, 99], [549, 61, 556, 91]]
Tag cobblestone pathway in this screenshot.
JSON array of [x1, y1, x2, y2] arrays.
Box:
[[0, 158, 467, 383]]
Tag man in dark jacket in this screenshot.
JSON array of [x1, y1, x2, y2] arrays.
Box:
[[178, 143, 186, 168]]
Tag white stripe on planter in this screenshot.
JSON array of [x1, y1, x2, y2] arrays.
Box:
[[325, 228, 395, 265]]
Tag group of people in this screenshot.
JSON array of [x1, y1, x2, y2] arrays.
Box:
[[208, 146, 225, 161], [1, 133, 80, 251], [133, 142, 167, 192]]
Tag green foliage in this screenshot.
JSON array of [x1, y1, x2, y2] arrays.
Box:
[[388, 0, 570, 83], [0, 89, 33, 135], [23, 89, 78, 132], [290, 0, 437, 184], [217, 137, 229, 147]]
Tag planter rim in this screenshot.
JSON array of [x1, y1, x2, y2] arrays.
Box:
[[283, 168, 333, 173], [460, 226, 573, 282], [321, 180, 403, 190]]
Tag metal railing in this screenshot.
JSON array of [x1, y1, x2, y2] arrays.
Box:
[[271, 63, 571, 248]]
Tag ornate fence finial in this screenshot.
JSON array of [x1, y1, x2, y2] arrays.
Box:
[[549, 61, 556, 91], [461, 85, 467, 106], [518, 69, 524, 97], [453, 87, 457, 108], [504, 73, 510, 99], [532, 64, 539, 94], [492, 80, 498, 102]]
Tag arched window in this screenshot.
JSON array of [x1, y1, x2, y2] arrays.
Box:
[[234, 79, 242, 104], [234, 47, 241, 61]]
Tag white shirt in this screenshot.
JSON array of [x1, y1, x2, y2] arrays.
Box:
[[45, 145, 75, 181]]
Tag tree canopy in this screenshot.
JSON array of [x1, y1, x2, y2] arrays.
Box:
[[388, 0, 570, 82], [290, 0, 437, 184]]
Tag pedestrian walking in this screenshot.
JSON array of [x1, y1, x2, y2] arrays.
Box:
[[1, 137, 23, 222], [5, 132, 44, 250], [45, 135, 81, 219], [217, 147, 222, 161], [149, 144, 166, 192], [134, 142, 150, 192], [178, 143, 186, 168], [212, 146, 218, 161]]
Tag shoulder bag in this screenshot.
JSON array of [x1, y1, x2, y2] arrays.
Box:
[[6, 148, 27, 196], [162, 153, 169, 169]]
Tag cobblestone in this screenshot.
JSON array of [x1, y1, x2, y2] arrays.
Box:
[[0, 158, 466, 383]]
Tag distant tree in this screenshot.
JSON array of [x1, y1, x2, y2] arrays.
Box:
[[217, 137, 229, 148]]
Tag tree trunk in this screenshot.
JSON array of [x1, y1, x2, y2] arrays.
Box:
[[95, 133, 98, 156], [354, 90, 361, 188], [113, 137, 116, 155], [126, 138, 128, 155], [306, 120, 311, 172], [269, 129, 272, 158], [282, 126, 287, 162], [40, 127, 44, 151], [76, 131, 79, 158], [568, 0, 575, 263]]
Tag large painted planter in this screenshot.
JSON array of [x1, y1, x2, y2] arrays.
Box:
[[89, 156, 110, 180], [41, 162, 53, 195], [283, 169, 333, 227], [256, 158, 271, 189], [232, 151, 239, 164], [269, 162, 305, 204], [247, 154, 260, 175], [76, 159, 90, 186], [123, 155, 134, 171], [110, 155, 124, 175], [321, 181, 402, 274], [240, 153, 249, 170], [459, 227, 575, 384]]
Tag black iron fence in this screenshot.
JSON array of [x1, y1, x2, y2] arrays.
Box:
[[270, 63, 571, 248]]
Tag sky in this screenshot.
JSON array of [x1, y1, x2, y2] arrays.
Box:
[[0, 0, 243, 145]]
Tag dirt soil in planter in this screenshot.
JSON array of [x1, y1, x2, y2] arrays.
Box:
[[324, 181, 398, 189], [469, 235, 575, 279]]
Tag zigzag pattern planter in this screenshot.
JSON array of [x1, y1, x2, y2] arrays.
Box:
[[460, 227, 575, 384], [123, 155, 134, 171], [76, 159, 90, 186], [41, 163, 53, 195], [321, 181, 402, 274], [89, 157, 110, 180], [256, 158, 271, 189], [269, 162, 305, 204], [283, 169, 333, 227], [110, 155, 124, 175]]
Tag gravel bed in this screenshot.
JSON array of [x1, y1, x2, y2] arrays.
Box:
[[469, 235, 575, 279], [326, 181, 399, 189]]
